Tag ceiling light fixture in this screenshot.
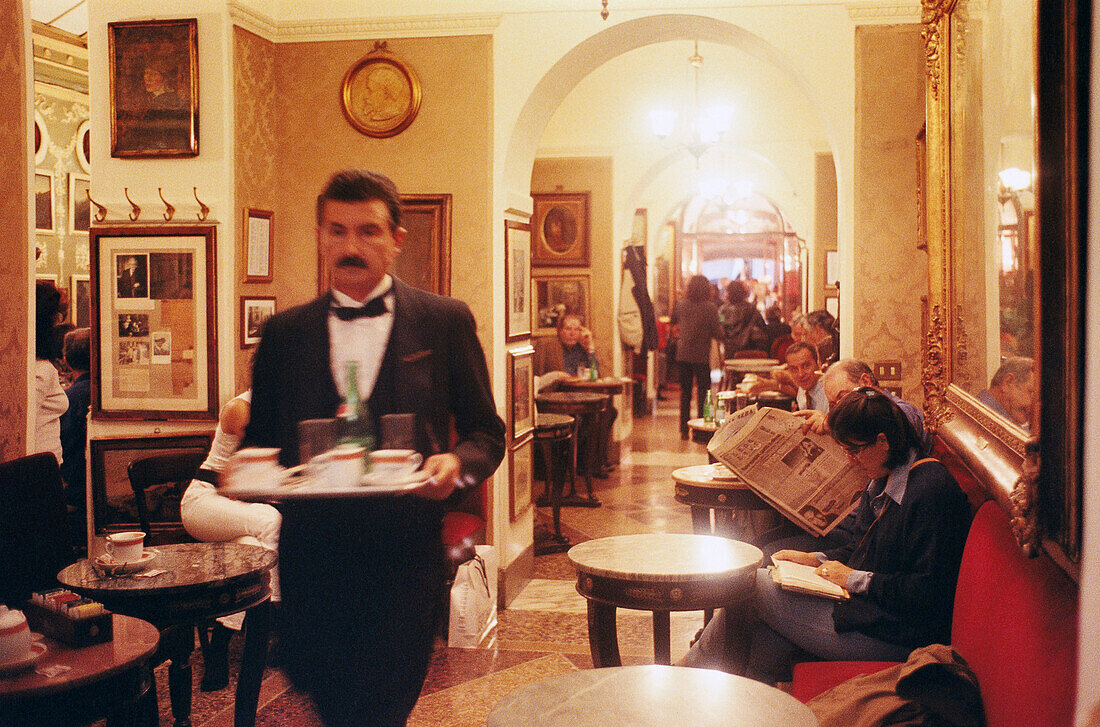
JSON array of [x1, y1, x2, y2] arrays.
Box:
[[601, 0, 609, 20], [650, 41, 733, 167]]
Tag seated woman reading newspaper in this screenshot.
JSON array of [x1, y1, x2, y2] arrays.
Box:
[[682, 388, 970, 684]]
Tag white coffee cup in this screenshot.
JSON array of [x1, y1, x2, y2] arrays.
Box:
[[106, 530, 146, 562], [326, 444, 365, 487], [368, 449, 423, 480], [0, 607, 34, 665], [225, 447, 284, 490]]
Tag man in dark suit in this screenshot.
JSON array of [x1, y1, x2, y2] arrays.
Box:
[[243, 169, 504, 726]]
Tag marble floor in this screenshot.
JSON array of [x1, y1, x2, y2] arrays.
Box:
[[142, 397, 714, 727]]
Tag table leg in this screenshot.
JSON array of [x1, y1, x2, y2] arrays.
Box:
[[163, 625, 194, 727], [235, 601, 273, 727], [577, 413, 601, 506], [689, 505, 712, 535], [713, 509, 739, 539], [586, 600, 620, 668], [652, 610, 671, 665]]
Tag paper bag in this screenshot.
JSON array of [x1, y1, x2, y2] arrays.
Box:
[[447, 545, 498, 649]]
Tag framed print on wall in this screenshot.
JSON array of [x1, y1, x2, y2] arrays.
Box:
[[35, 173, 53, 232], [70, 274, 90, 328], [90, 225, 217, 420], [533, 274, 590, 335], [509, 433, 533, 521], [508, 345, 535, 443], [69, 174, 91, 234], [341, 44, 421, 138], [531, 192, 590, 267], [243, 208, 273, 282], [108, 18, 199, 158], [241, 296, 276, 348], [505, 220, 532, 341]]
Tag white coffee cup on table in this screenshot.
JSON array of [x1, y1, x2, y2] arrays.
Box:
[[225, 447, 284, 490], [0, 607, 34, 664], [105, 530, 146, 562], [368, 449, 422, 480], [326, 444, 366, 487]]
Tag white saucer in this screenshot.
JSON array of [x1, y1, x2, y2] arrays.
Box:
[[94, 548, 159, 575], [0, 641, 46, 675], [361, 470, 429, 487]]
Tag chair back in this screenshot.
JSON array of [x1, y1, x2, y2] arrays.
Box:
[[127, 451, 207, 545], [0, 453, 75, 606]]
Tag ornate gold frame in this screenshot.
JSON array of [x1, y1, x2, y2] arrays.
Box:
[[341, 43, 421, 139], [921, 0, 1085, 569]]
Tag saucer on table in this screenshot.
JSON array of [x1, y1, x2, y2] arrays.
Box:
[[0, 641, 46, 675], [360, 469, 429, 487], [94, 548, 159, 575]]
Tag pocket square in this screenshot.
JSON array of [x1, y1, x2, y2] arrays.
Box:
[[401, 349, 433, 363]]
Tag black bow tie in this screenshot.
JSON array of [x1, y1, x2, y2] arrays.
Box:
[[331, 296, 388, 321]]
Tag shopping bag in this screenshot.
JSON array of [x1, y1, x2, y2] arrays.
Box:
[[447, 545, 498, 648]]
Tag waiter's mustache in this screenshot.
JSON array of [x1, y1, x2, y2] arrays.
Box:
[[335, 255, 369, 269]]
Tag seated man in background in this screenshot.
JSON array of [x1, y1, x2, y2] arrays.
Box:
[[976, 356, 1036, 432], [533, 312, 598, 380], [805, 309, 839, 368], [785, 342, 828, 412]]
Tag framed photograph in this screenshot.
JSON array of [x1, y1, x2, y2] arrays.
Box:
[[69, 173, 90, 234], [533, 274, 590, 335], [90, 433, 213, 537], [341, 47, 421, 138], [505, 220, 532, 341], [90, 225, 217, 420], [76, 119, 91, 173], [509, 433, 534, 521], [508, 345, 535, 443], [108, 18, 199, 158], [243, 208, 273, 282], [241, 295, 276, 348], [825, 250, 839, 289], [531, 192, 589, 267], [70, 274, 90, 328], [35, 173, 53, 232]]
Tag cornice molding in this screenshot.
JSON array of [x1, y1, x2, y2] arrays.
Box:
[[845, 1, 922, 24], [228, 2, 502, 43]]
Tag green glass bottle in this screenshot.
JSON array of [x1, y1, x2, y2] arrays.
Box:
[[703, 389, 714, 423], [588, 350, 599, 381], [337, 361, 375, 468]]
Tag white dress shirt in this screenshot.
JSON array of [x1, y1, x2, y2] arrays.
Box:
[[327, 276, 395, 399]]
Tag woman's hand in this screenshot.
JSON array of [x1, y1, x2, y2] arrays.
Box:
[[815, 560, 852, 587], [771, 550, 820, 566]]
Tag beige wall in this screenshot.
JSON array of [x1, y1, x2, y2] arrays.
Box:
[[852, 25, 927, 402], [814, 152, 838, 312], [0, 1, 30, 461], [530, 157, 614, 374]]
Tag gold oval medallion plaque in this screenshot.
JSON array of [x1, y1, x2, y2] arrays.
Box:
[[341, 47, 421, 138]]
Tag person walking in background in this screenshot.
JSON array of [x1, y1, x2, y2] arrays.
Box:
[[671, 274, 723, 439], [720, 280, 768, 356]]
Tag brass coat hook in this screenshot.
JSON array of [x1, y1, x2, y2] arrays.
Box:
[[158, 188, 176, 221], [86, 189, 107, 223], [194, 187, 209, 221], [124, 187, 141, 221]]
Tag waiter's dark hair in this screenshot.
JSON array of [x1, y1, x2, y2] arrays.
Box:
[[685, 274, 712, 303], [827, 387, 920, 469], [316, 169, 402, 230]]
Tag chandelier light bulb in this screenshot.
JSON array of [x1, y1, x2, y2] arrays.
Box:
[[650, 109, 677, 138], [998, 167, 1032, 192]]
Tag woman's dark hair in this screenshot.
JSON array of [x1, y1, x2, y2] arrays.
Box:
[[726, 280, 750, 303], [827, 387, 921, 470], [35, 279, 62, 360], [685, 274, 711, 303]]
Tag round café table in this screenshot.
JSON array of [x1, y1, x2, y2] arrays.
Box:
[[58, 542, 277, 727], [486, 665, 817, 727], [0, 614, 160, 727], [557, 376, 633, 475], [567, 534, 762, 667], [672, 464, 776, 544], [687, 417, 718, 450], [535, 391, 609, 507], [723, 357, 779, 388]]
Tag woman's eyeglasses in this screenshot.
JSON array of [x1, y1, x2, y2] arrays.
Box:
[[840, 441, 874, 457]]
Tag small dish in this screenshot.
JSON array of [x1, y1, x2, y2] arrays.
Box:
[[361, 470, 429, 487], [0, 641, 46, 676], [94, 548, 159, 576]]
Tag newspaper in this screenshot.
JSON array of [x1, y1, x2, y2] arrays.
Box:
[[707, 405, 868, 536]]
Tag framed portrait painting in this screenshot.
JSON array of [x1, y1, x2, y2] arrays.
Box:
[[90, 225, 217, 420], [70, 274, 90, 328], [341, 46, 421, 138], [35, 173, 53, 232], [108, 18, 199, 158], [508, 345, 535, 443], [533, 274, 589, 335], [241, 296, 276, 348], [505, 220, 531, 341], [509, 434, 533, 521], [532, 192, 589, 267]]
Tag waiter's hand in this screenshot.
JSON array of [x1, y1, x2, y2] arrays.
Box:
[[413, 453, 463, 500]]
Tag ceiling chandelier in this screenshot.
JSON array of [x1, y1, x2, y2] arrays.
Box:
[[649, 41, 733, 165]]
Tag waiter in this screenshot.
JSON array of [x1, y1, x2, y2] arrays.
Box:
[[244, 169, 504, 726]]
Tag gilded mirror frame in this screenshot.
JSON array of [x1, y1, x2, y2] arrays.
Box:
[[921, 0, 1086, 569]]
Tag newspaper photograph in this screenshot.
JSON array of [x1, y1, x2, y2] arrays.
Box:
[[707, 406, 868, 536]]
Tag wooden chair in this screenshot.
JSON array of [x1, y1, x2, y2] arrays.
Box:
[[127, 451, 207, 546]]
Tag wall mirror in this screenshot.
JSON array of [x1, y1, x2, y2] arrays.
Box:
[[922, 0, 1085, 568]]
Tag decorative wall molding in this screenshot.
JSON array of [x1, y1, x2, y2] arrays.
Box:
[[846, 1, 922, 24], [228, 2, 502, 43]]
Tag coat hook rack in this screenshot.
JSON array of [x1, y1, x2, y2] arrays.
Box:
[[124, 188, 141, 221], [86, 189, 107, 223], [193, 187, 209, 221], [158, 188, 176, 221]]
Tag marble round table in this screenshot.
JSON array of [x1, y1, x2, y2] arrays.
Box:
[[486, 664, 818, 727], [672, 463, 776, 543], [558, 376, 633, 475], [723, 358, 780, 388], [536, 391, 609, 506], [567, 534, 763, 667]]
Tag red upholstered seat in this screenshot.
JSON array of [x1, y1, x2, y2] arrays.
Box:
[[442, 511, 483, 547], [792, 502, 1078, 727]]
